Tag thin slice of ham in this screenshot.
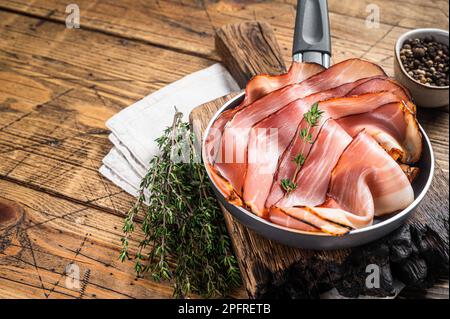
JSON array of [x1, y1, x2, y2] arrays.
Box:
[[275, 120, 353, 208], [347, 78, 411, 102], [341, 78, 422, 163], [204, 62, 324, 166], [243, 78, 385, 216], [336, 101, 422, 163], [272, 207, 350, 235], [275, 132, 414, 231], [213, 59, 386, 197], [269, 207, 320, 232], [324, 131, 414, 228], [242, 62, 325, 106]]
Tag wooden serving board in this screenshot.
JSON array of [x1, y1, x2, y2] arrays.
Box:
[[190, 22, 449, 298]]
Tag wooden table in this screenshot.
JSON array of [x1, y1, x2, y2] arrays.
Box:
[[0, 0, 448, 299]]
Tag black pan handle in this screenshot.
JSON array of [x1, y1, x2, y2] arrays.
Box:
[[292, 0, 331, 67]]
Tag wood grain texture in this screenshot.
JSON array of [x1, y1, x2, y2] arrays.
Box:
[[215, 21, 287, 87], [190, 21, 449, 299], [2, 0, 447, 77], [0, 11, 212, 215], [0, 0, 448, 299], [0, 179, 176, 298]]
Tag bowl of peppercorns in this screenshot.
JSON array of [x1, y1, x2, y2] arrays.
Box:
[[394, 28, 449, 108]]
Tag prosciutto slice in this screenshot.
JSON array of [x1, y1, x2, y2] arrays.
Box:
[[269, 207, 320, 233], [336, 101, 422, 163], [340, 78, 422, 163], [242, 62, 325, 106], [271, 207, 350, 235], [320, 131, 415, 228], [347, 78, 411, 102], [275, 120, 353, 208], [213, 59, 386, 197]]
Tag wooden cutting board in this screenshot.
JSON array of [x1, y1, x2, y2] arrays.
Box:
[[190, 22, 449, 298]]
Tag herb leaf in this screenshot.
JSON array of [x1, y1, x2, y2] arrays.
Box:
[[303, 102, 324, 127], [293, 153, 306, 166], [281, 178, 297, 193]]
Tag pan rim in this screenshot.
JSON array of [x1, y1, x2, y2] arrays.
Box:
[[202, 91, 435, 238]]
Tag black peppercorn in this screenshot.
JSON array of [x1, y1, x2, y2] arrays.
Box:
[[400, 36, 449, 87]]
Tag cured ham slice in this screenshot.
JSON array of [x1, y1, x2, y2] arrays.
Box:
[[204, 110, 235, 165], [269, 207, 320, 232], [347, 78, 411, 102], [275, 132, 414, 231], [242, 62, 325, 106], [276, 120, 353, 208], [213, 59, 386, 197], [341, 78, 422, 163], [272, 207, 350, 235], [324, 131, 414, 228], [336, 101, 422, 163], [322, 91, 403, 118], [204, 62, 324, 166], [267, 91, 403, 208]]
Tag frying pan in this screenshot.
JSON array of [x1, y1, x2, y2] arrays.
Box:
[[202, 0, 435, 250]]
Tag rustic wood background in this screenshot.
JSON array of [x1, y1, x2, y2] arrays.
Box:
[[0, 0, 448, 299]]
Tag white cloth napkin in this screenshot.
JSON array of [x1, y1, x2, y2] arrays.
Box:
[[100, 63, 240, 195]]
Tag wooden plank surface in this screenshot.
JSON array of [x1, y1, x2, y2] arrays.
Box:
[[0, 179, 175, 298], [0, 0, 448, 299], [0, 11, 213, 215], [0, 0, 447, 75]]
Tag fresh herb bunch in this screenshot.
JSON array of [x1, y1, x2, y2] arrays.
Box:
[[120, 111, 240, 298]]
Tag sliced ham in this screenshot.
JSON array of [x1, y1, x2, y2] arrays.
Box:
[[213, 59, 386, 197], [336, 101, 422, 163], [273, 207, 350, 235], [269, 207, 320, 232], [347, 78, 411, 102], [276, 132, 414, 231], [275, 120, 353, 208], [325, 131, 414, 228], [322, 91, 403, 118], [204, 110, 234, 165], [204, 58, 422, 236], [242, 62, 325, 106], [243, 79, 386, 217]]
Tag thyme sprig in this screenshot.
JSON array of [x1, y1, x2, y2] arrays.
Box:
[[120, 111, 240, 298], [281, 102, 323, 193]]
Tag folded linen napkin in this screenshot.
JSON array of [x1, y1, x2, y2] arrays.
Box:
[[100, 63, 240, 194]]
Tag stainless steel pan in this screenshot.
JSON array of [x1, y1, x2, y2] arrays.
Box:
[[202, 0, 435, 250]]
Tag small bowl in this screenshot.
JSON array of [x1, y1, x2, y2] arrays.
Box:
[[394, 28, 449, 108]]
